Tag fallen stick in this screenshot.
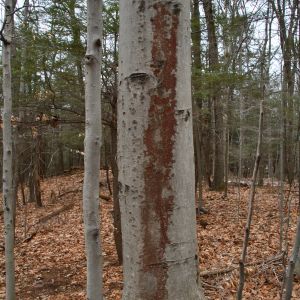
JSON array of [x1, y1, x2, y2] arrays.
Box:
[[22, 231, 38, 243], [21, 203, 75, 244], [38, 203, 74, 224], [200, 253, 283, 277], [57, 188, 111, 201], [58, 189, 81, 198]]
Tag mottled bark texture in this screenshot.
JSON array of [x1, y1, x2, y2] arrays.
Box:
[[82, 0, 103, 299], [118, 1, 205, 299], [2, 0, 16, 299]]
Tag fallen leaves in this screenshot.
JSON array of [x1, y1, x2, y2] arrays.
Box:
[[0, 173, 300, 299]]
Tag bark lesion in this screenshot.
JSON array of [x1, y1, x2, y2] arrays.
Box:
[[128, 72, 151, 83], [176, 109, 191, 121], [140, 2, 180, 299]]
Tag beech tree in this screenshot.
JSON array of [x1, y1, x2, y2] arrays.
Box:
[[82, 0, 103, 299], [118, 1, 205, 299]]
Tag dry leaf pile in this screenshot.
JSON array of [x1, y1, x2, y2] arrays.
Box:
[[1, 171, 300, 299]]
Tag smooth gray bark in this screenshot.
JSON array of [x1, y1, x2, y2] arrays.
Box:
[[82, 0, 103, 299], [2, 1, 16, 299], [118, 1, 205, 299]]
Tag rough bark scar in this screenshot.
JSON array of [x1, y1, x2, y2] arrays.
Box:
[[142, 3, 179, 299]]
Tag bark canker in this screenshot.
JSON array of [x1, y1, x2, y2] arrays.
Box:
[[142, 3, 179, 299]]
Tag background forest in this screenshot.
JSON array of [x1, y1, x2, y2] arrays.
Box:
[[1, 0, 300, 299]]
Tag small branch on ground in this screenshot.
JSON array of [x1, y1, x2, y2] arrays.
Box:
[[200, 253, 283, 277]]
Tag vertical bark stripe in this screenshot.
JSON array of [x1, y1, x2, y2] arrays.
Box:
[[142, 3, 179, 299]]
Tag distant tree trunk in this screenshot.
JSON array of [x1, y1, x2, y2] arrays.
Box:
[[110, 124, 123, 265], [82, 0, 103, 299], [69, 0, 85, 98], [224, 119, 230, 197], [2, 1, 16, 299], [118, 1, 205, 299], [28, 128, 42, 207], [58, 140, 64, 174], [271, 0, 297, 184], [203, 0, 224, 190], [237, 93, 244, 216], [192, 0, 204, 209], [17, 0, 30, 202], [257, 162, 264, 186], [293, 2, 300, 275]]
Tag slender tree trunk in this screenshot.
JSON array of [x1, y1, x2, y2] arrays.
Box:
[[237, 100, 264, 300], [294, 2, 300, 275], [118, 1, 205, 299], [237, 10, 269, 296], [237, 94, 244, 219], [270, 0, 297, 183], [29, 129, 42, 207], [279, 76, 285, 252], [283, 217, 300, 299], [2, 1, 16, 299], [82, 0, 103, 299], [69, 0, 85, 98], [191, 0, 204, 210], [224, 122, 229, 197], [110, 125, 123, 265]]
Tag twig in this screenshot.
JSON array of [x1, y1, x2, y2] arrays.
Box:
[[57, 188, 111, 201], [237, 100, 264, 300], [37, 203, 74, 224], [200, 253, 283, 277]]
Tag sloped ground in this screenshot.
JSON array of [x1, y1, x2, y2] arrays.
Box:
[[1, 171, 300, 299]]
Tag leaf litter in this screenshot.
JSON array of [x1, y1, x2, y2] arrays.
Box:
[[1, 172, 300, 299]]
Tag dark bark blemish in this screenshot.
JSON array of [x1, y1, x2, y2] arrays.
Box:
[[185, 110, 191, 121], [172, 3, 181, 15], [118, 181, 123, 192], [176, 109, 185, 115], [176, 109, 191, 121], [139, 0, 145, 12], [129, 72, 149, 84], [95, 38, 102, 47], [141, 3, 179, 299], [91, 229, 99, 240]]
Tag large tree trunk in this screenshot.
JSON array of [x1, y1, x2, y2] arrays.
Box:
[[118, 1, 205, 299], [2, 1, 16, 299], [82, 0, 103, 299]]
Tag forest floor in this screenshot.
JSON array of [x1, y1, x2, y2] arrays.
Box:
[[1, 170, 300, 299]]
